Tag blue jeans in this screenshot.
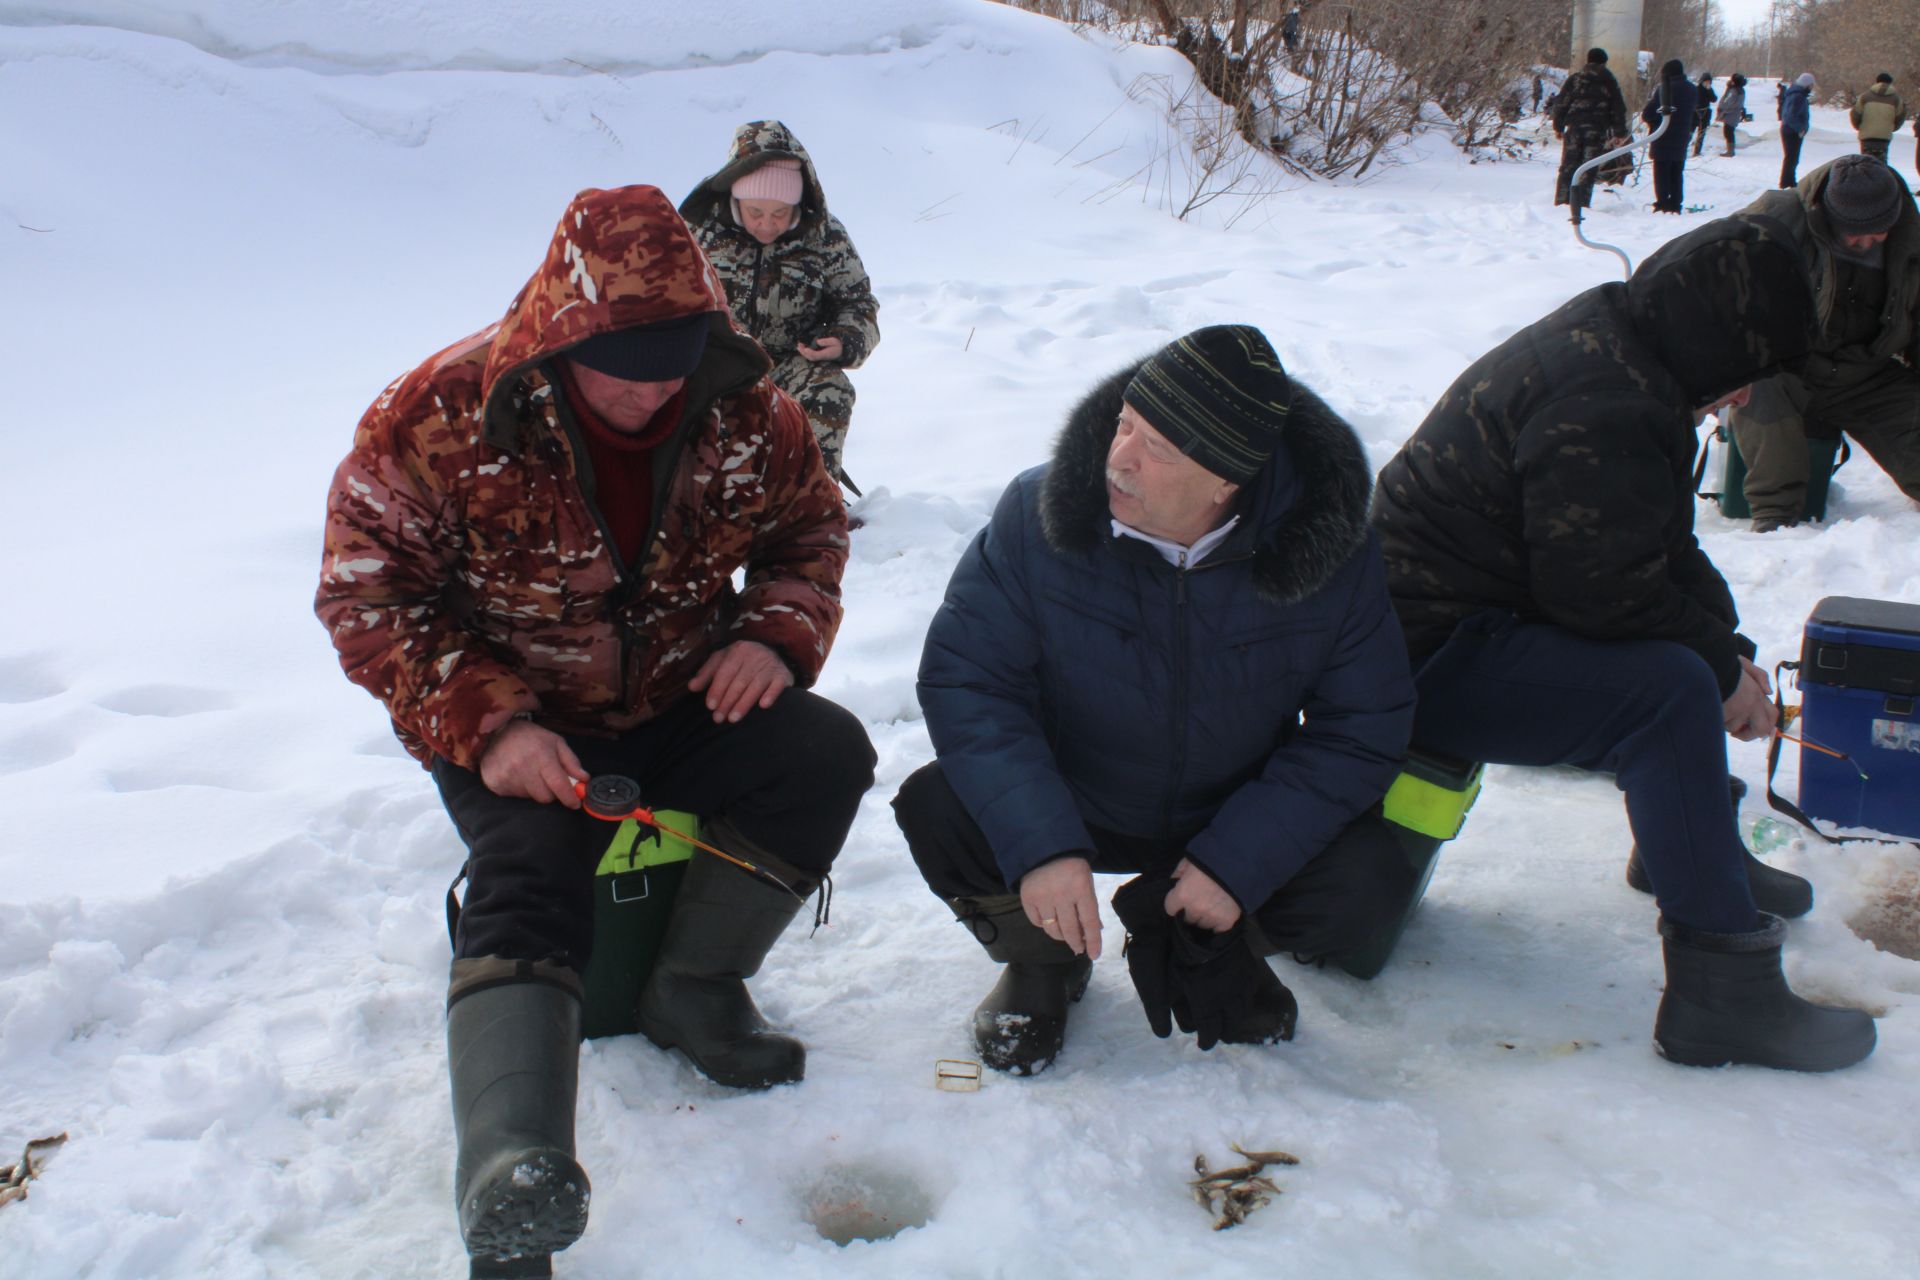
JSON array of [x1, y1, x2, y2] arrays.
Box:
[[1410, 614, 1759, 933]]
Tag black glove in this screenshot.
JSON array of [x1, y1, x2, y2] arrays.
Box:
[[1111, 874, 1178, 1038], [1114, 873, 1293, 1050], [1166, 920, 1280, 1051]]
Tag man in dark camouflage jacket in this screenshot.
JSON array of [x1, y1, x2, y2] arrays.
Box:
[[317, 185, 875, 1274], [1372, 216, 1876, 1075], [682, 121, 881, 487], [1551, 47, 1630, 221]]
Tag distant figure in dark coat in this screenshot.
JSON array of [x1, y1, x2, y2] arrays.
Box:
[[1552, 48, 1630, 222], [1692, 72, 1718, 156], [1373, 215, 1875, 1074], [1642, 59, 1700, 213], [1780, 72, 1815, 188]]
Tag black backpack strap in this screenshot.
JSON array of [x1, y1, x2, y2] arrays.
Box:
[[445, 860, 470, 943]]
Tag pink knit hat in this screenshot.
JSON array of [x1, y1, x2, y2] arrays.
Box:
[[731, 158, 803, 205]]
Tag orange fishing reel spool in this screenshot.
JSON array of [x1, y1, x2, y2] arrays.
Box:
[[575, 774, 654, 824]]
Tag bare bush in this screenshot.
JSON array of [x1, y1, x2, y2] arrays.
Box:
[[1101, 70, 1292, 222], [992, 0, 1577, 179], [1807, 0, 1920, 102]]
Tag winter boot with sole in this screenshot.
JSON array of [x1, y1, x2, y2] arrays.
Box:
[[1654, 912, 1876, 1072], [1625, 775, 1813, 918], [447, 961, 591, 1279], [635, 827, 818, 1090], [953, 895, 1092, 1075]]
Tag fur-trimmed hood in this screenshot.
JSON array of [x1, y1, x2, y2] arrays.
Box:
[[1038, 360, 1375, 604]]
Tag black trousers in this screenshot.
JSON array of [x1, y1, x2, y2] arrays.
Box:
[[433, 690, 876, 970], [891, 761, 1415, 963], [1722, 121, 1738, 155], [1780, 130, 1804, 188], [1651, 158, 1686, 212]]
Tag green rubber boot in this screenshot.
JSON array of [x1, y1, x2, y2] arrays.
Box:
[[447, 960, 590, 1278], [635, 828, 819, 1089]]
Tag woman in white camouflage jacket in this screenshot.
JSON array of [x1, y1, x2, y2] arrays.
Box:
[[682, 120, 881, 489]]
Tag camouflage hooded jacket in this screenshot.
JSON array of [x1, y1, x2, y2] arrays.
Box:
[[315, 185, 849, 770], [1552, 59, 1628, 139], [680, 121, 881, 377], [1372, 217, 1815, 698]]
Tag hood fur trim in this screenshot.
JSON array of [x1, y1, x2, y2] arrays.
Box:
[[1039, 360, 1374, 604]]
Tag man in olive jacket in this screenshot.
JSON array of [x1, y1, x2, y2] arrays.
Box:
[[1730, 155, 1920, 530], [1852, 73, 1906, 159], [894, 326, 1415, 1075], [1373, 216, 1874, 1074]]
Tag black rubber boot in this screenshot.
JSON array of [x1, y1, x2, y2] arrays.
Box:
[[1653, 913, 1876, 1072], [1625, 776, 1813, 918], [635, 832, 816, 1089], [447, 963, 591, 1279], [953, 895, 1092, 1075]]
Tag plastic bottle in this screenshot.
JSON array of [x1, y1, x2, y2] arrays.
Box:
[[1741, 810, 1799, 854]]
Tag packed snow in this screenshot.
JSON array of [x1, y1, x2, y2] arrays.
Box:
[[4, 3, 1919, 1277]]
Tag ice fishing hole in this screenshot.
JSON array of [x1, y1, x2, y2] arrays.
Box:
[[799, 1161, 934, 1245]]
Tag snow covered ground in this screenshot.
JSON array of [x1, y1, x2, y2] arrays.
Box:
[[4, 4, 1919, 1276]]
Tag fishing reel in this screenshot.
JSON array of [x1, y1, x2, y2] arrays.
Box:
[[578, 774, 648, 823]]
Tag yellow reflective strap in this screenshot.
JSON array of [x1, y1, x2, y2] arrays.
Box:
[[1382, 768, 1483, 841]]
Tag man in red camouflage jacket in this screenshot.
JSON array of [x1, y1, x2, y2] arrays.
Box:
[[316, 184, 874, 1277]]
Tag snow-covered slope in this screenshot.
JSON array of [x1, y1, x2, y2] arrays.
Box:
[[3, 4, 1917, 1276]]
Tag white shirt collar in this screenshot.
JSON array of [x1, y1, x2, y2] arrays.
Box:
[[1110, 514, 1241, 568]]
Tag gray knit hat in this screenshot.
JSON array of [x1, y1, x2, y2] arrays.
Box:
[[1121, 325, 1292, 483], [1821, 156, 1905, 237]]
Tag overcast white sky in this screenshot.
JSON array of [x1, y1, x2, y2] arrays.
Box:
[[1716, 0, 1774, 35]]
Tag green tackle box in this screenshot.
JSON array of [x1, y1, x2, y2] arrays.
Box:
[[1330, 748, 1484, 980], [1701, 419, 1843, 522], [579, 809, 699, 1039]]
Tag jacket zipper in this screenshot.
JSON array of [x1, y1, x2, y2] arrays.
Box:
[[1157, 546, 1251, 844], [743, 239, 767, 339], [544, 362, 706, 708], [1163, 552, 1190, 843]]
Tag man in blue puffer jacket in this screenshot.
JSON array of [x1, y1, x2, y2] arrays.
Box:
[[892, 325, 1415, 1074], [1780, 71, 1815, 188]]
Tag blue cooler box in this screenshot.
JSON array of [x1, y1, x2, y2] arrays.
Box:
[[1798, 597, 1920, 840]]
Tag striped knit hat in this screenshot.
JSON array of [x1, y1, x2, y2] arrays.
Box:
[[1121, 325, 1293, 483]]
